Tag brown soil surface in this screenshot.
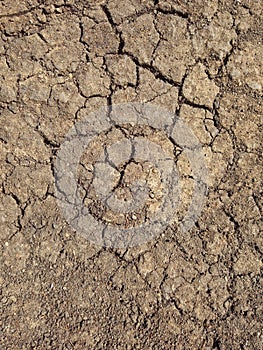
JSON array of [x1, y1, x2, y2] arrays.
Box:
[[0, 1, 262, 349]]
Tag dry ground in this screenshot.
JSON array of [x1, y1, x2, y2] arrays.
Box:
[[0, 0, 262, 349]]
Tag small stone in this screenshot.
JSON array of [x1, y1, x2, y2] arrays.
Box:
[[37, 12, 47, 23], [45, 4, 55, 14], [104, 218, 112, 223], [248, 82, 261, 90], [10, 296, 17, 303], [132, 214, 137, 220], [149, 193, 155, 199], [55, 7, 63, 13]]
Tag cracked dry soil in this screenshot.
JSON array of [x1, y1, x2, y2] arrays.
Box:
[[0, 0, 262, 349]]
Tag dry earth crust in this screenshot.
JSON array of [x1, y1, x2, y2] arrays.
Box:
[[0, 0, 262, 349]]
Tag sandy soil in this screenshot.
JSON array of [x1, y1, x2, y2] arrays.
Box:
[[0, 0, 262, 349]]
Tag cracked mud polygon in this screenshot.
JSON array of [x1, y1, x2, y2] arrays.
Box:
[[0, 1, 262, 349]]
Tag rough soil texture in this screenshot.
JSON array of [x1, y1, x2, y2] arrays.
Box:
[[0, 1, 262, 349]]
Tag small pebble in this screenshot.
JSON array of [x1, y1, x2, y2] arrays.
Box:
[[149, 193, 155, 199], [55, 7, 63, 13], [37, 12, 46, 23]]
